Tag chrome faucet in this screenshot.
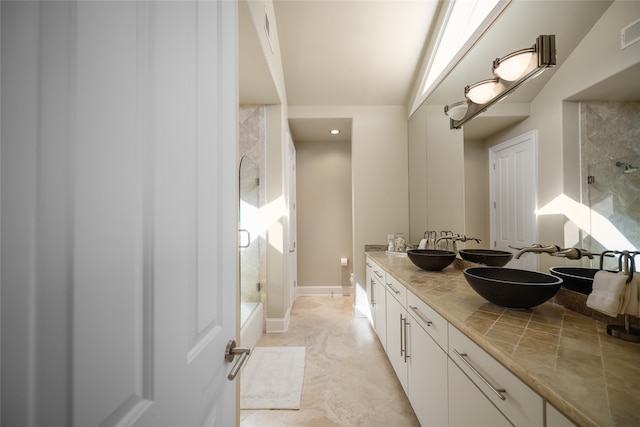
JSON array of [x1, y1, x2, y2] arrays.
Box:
[[511, 244, 602, 260], [551, 247, 596, 260], [510, 244, 561, 259], [455, 234, 482, 244], [435, 234, 482, 252]]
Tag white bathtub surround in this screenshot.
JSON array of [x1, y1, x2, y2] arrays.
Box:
[[240, 302, 264, 350]]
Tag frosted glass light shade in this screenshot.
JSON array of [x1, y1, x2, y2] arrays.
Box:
[[493, 49, 536, 81], [445, 101, 469, 121], [465, 79, 498, 104]]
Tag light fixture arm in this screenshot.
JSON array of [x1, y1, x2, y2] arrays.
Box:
[[445, 35, 556, 129]]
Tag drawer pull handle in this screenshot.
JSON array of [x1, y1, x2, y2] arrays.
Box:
[[374, 270, 384, 279], [409, 305, 432, 326], [403, 315, 410, 362], [453, 349, 506, 401], [370, 279, 376, 306], [387, 283, 400, 294]]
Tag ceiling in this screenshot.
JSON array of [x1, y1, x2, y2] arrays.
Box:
[[272, 0, 440, 107], [240, 0, 637, 143]]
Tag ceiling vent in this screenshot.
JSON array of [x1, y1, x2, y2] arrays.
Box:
[[621, 18, 640, 49]]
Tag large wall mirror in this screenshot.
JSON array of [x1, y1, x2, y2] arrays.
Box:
[[408, 0, 640, 263]]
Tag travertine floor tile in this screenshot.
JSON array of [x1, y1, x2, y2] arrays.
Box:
[[240, 296, 419, 427]]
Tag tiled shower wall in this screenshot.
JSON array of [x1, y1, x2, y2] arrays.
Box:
[[580, 101, 640, 259], [239, 105, 266, 308]]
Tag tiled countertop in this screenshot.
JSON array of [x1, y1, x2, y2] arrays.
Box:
[[366, 251, 640, 427]]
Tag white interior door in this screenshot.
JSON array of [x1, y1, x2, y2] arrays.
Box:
[[1, 2, 239, 426], [490, 131, 538, 270], [286, 133, 298, 308]]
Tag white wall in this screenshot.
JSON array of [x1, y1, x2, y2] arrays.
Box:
[[464, 138, 490, 247], [296, 139, 353, 290], [289, 105, 409, 314], [242, 0, 296, 329]]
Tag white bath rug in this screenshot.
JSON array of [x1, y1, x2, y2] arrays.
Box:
[[240, 346, 306, 410]]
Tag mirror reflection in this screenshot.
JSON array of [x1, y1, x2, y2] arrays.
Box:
[[408, 0, 639, 273]]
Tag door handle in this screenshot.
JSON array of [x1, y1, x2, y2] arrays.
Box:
[[239, 229, 250, 248], [225, 340, 251, 381]]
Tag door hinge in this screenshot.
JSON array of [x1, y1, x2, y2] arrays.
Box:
[[587, 175, 596, 184]]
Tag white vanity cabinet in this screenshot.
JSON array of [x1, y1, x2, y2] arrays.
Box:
[[406, 293, 448, 427], [366, 257, 387, 350], [448, 326, 543, 427], [385, 273, 449, 426], [367, 256, 570, 427], [547, 403, 578, 427], [385, 274, 409, 393], [448, 357, 512, 427]]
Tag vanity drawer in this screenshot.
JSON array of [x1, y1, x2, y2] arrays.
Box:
[[449, 326, 543, 427], [385, 274, 407, 307], [367, 258, 386, 284], [407, 292, 448, 351]]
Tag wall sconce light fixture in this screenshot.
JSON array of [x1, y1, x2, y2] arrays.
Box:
[[445, 34, 556, 129]]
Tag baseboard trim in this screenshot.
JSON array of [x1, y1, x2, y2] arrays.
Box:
[[265, 308, 291, 333], [296, 286, 353, 296]]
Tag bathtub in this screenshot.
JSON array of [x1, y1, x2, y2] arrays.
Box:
[[240, 302, 264, 349]]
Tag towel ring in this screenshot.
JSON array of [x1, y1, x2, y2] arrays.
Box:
[[600, 250, 617, 270], [625, 254, 634, 284]]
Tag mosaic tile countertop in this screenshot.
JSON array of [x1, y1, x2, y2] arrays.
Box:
[[366, 251, 640, 427]]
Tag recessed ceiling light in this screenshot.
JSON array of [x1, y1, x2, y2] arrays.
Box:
[[330, 129, 341, 135]]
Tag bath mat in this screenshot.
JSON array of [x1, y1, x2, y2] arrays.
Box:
[[240, 346, 306, 410]]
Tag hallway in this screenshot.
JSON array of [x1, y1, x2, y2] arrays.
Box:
[[240, 296, 420, 427]]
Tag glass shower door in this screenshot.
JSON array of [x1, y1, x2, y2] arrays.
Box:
[[239, 156, 260, 328]]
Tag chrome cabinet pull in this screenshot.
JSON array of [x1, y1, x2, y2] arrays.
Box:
[[370, 278, 376, 306], [225, 340, 251, 381], [374, 270, 384, 279], [453, 349, 506, 401], [403, 315, 410, 362], [387, 282, 400, 294], [409, 305, 433, 326], [399, 314, 404, 357]]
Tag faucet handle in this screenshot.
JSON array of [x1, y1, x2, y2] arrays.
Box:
[[553, 247, 595, 260]]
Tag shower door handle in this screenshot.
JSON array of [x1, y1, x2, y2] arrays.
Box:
[[226, 339, 251, 381], [239, 229, 250, 248]]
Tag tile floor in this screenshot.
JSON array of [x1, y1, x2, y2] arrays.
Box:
[[240, 295, 420, 427]]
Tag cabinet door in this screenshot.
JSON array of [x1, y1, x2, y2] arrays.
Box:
[[448, 359, 511, 427], [408, 322, 448, 427], [373, 278, 387, 351], [546, 403, 577, 427], [366, 262, 374, 320], [386, 293, 408, 393]]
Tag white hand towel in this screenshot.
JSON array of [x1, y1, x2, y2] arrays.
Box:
[[586, 271, 628, 317], [622, 274, 639, 316]]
